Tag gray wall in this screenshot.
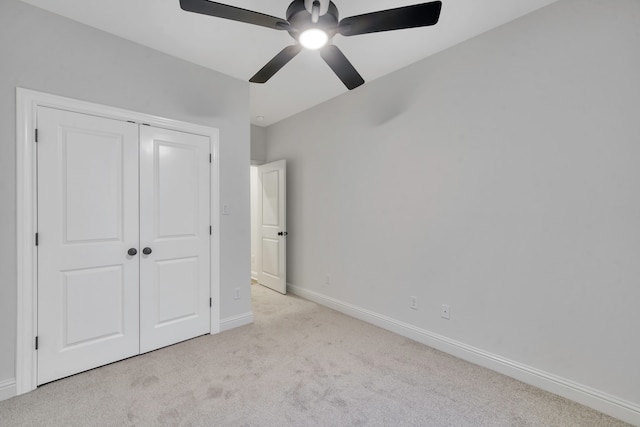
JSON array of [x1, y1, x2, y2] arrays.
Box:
[[250, 125, 267, 165], [266, 0, 640, 412], [0, 0, 250, 388]]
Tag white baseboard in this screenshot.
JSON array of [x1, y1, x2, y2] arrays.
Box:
[[0, 379, 16, 402], [220, 311, 254, 332], [289, 284, 640, 426]]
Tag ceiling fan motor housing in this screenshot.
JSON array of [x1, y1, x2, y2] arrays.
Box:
[[286, 0, 339, 40]]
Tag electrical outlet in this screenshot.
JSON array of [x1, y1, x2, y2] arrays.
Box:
[[441, 304, 450, 319], [325, 275, 331, 286], [410, 296, 418, 310], [234, 287, 240, 300]]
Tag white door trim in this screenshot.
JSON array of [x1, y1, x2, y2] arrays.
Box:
[[15, 88, 221, 395]]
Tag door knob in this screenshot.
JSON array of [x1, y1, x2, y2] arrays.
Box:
[[277, 231, 288, 237], [142, 247, 152, 255], [127, 248, 137, 256]]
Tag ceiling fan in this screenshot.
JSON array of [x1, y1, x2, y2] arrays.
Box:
[[180, 0, 442, 90]]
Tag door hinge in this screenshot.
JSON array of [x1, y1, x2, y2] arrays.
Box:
[[35, 129, 38, 143], [209, 298, 212, 308], [209, 153, 212, 163], [210, 226, 212, 235], [35, 336, 39, 350], [35, 233, 39, 246]]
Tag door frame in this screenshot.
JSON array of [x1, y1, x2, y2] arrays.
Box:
[[15, 88, 221, 394]]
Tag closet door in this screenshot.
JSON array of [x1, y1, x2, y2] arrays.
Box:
[[37, 107, 140, 385], [139, 126, 211, 353]]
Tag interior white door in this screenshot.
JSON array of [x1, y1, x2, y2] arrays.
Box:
[[139, 126, 211, 353], [37, 107, 140, 385], [257, 160, 287, 294]]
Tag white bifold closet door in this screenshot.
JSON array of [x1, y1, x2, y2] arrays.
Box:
[[37, 106, 210, 385]]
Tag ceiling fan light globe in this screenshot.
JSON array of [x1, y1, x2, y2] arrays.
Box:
[[299, 28, 328, 50]]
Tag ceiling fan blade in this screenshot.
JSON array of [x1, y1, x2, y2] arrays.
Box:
[[180, 0, 289, 31], [250, 45, 303, 84], [338, 1, 442, 36], [319, 45, 364, 90]]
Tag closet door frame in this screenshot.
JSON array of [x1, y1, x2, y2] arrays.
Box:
[[15, 88, 221, 395]]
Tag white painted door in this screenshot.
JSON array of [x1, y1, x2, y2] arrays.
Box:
[[139, 126, 211, 353], [37, 107, 140, 385], [37, 108, 211, 384], [257, 160, 287, 294]]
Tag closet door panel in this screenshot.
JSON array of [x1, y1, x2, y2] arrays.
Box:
[[37, 107, 140, 385], [139, 126, 211, 353]]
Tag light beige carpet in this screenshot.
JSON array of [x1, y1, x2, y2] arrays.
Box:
[[0, 284, 630, 426]]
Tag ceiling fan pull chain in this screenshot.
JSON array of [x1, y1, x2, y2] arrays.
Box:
[[311, 0, 321, 23]]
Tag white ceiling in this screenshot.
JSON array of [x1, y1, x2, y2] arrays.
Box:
[[20, 0, 557, 126]]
